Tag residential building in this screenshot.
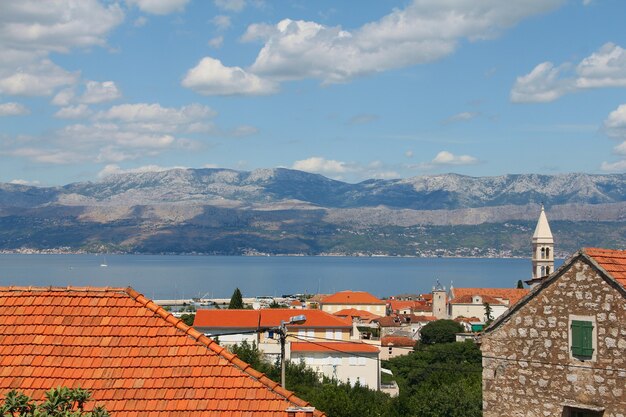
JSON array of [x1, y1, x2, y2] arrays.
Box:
[[387, 299, 431, 316], [447, 288, 528, 322], [291, 342, 380, 389], [193, 308, 353, 356], [0, 286, 324, 416], [375, 314, 436, 340], [380, 336, 416, 360], [482, 248, 626, 417], [193, 308, 381, 389], [319, 291, 387, 316]]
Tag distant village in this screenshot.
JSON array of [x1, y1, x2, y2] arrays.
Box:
[[0, 206, 624, 416]]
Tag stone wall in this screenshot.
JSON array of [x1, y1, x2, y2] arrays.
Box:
[[482, 257, 626, 417]]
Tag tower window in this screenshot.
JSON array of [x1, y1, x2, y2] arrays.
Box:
[[546, 266, 550, 274], [545, 248, 550, 258], [541, 247, 546, 259]]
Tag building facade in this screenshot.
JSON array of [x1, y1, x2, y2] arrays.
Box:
[[481, 248, 626, 417], [319, 291, 387, 316]]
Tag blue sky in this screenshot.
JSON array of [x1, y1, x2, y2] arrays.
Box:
[[1, 0, 626, 185]]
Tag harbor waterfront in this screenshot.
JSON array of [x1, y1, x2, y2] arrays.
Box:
[[0, 254, 563, 300]]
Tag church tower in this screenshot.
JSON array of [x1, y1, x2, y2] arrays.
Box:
[[531, 205, 554, 279]]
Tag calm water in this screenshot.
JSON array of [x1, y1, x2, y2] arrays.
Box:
[[0, 255, 562, 300]]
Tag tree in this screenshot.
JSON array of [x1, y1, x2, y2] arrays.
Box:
[[516, 280, 524, 289], [484, 302, 494, 326], [180, 313, 195, 326], [419, 319, 464, 344], [1, 387, 109, 417], [228, 288, 244, 309]]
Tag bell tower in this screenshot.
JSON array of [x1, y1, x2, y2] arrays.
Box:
[[531, 204, 554, 279]]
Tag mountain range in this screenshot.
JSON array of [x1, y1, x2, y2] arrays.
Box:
[[1, 168, 624, 256]]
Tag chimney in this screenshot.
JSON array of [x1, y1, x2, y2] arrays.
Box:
[[287, 406, 316, 417]]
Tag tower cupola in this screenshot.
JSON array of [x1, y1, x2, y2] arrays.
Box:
[[531, 205, 554, 279]]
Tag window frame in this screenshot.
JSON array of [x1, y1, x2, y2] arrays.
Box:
[[568, 315, 596, 362]]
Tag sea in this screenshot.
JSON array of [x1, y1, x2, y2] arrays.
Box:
[[0, 254, 564, 300]]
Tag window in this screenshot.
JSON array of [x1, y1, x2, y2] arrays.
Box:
[[326, 330, 333, 340], [571, 320, 594, 360], [334, 330, 342, 340], [563, 406, 603, 417]]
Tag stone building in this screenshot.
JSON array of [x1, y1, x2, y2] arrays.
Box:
[[481, 248, 626, 417]]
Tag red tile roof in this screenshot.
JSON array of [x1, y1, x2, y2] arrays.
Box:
[[381, 336, 417, 348], [320, 291, 385, 305], [584, 247, 626, 287], [387, 300, 430, 312], [451, 288, 529, 306], [0, 286, 325, 417], [332, 308, 382, 321], [449, 294, 505, 305], [290, 342, 379, 353], [194, 308, 352, 329]]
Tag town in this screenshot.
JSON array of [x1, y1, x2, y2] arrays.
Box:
[[0, 207, 623, 416]]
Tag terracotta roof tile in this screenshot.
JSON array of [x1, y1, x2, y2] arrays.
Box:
[[381, 336, 416, 348], [0, 286, 325, 417], [451, 288, 529, 306], [332, 308, 382, 320], [319, 291, 385, 305], [448, 294, 505, 305], [584, 248, 626, 287], [193, 308, 351, 329]]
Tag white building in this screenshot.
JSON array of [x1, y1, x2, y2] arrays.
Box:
[[290, 342, 380, 389]]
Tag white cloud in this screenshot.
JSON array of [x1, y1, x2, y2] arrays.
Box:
[[182, 57, 278, 96], [52, 88, 76, 106], [212, 15, 232, 31], [604, 104, 626, 138], [9, 179, 40, 186], [0, 102, 30, 116], [0, 60, 78, 96], [601, 104, 626, 172], [4, 147, 85, 165], [3, 102, 212, 166], [184, 1, 563, 95], [230, 125, 259, 137], [418, 151, 479, 170], [600, 160, 626, 172], [0, 1, 124, 96], [443, 111, 480, 123], [54, 104, 93, 119], [292, 157, 351, 174], [291, 156, 398, 180], [214, 0, 246, 12], [432, 151, 478, 165], [208, 36, 224, 48], [511, 43, 626, 103], [126, 0, 190, 15], [80, 81, 122, 104], [240, 1, 563, 84], [98, 164, 188, 178], [97, 102, 216, 129], [134, 16, 148, 27]]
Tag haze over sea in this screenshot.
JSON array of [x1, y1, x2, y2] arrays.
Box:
[[0, 255, 563, 300]]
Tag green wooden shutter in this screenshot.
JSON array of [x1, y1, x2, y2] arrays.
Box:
[[581, 321, 594, 358], [571, 320, 593, 359]]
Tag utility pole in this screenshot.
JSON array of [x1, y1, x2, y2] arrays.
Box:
[[277, 315, 306, 389]]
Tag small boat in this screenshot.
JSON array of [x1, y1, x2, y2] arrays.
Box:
[[100, 256, 108, 267]]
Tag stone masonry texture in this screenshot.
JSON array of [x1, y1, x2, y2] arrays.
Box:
[[482, 258, 626, 417]]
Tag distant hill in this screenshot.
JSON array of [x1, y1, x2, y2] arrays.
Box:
[[0, 169, 624, 256]]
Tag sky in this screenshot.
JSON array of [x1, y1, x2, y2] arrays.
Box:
[[1, 0, 626, 186]]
